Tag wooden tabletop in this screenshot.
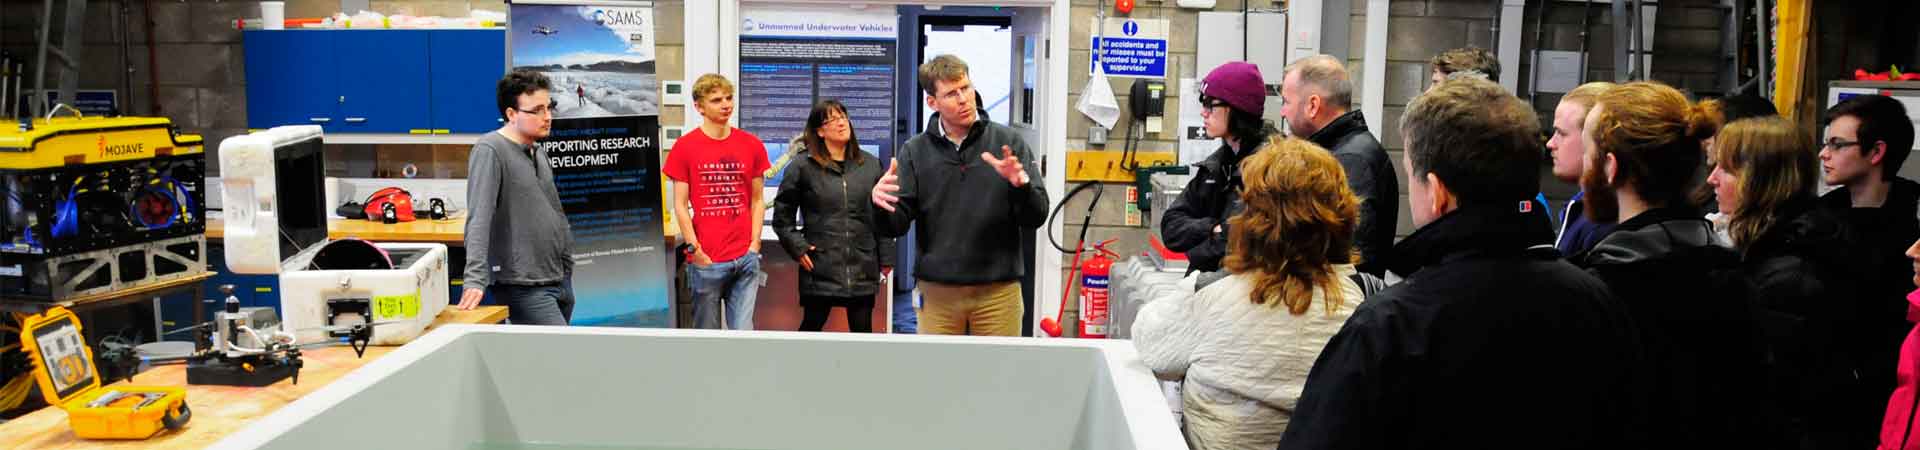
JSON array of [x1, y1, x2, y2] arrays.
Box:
[[424, 305, 509, 334], [205, 217, 467, 245], [0, 305, 508, 449]]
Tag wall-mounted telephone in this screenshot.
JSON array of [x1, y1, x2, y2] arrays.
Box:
[[1129, 79, 1167, 135], [1129, 79, 1166, 120]]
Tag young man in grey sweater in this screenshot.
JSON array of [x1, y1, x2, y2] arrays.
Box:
[[454, 70, 575, 325]]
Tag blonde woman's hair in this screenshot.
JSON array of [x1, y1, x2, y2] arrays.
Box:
[[1223, 137, 1360, 316], [1712, 116, 1818, 252]]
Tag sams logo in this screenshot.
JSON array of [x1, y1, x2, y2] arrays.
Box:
[[592, 9, 646, 27]]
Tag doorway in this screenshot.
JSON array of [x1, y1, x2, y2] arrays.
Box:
[[916, 15, 1013, 131], [698, 1, 1067, 337]]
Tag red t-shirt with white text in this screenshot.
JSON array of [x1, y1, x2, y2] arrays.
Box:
[[664, 127, 770, 263]]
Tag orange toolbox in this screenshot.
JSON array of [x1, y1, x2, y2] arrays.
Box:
[[18, 306, 190, 439]]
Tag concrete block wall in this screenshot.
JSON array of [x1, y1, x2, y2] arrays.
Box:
[[1514, 0, 1732, 206], [0, 0, 687, 180], [1353, 0, 1729, 241], [1062, 0, 1234, 268], [1057, 0, 1508, 286], [1057, 0, 1512, 280], [1059, 1, 1272, 336], [1348, 0, 1502, 241], [0, 0, 267, 174], [1059, 1, 1727, 333]]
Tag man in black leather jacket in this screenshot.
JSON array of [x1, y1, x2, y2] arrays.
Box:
[[1280, 55, 1397, 276]]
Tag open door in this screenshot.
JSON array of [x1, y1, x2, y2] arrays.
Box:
[[693, 0, 1069, 336], [1009, 6, 1060, 337]]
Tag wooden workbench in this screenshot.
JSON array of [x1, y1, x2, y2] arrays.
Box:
[[205, 217, 466, 245], [209, 216, 686, 243], [0, 305, 508, 449]]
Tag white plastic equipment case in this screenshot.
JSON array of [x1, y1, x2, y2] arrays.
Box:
[[218, 126, 450, 346]]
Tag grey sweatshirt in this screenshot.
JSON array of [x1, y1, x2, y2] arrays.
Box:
[[463, 131, 573, 289]]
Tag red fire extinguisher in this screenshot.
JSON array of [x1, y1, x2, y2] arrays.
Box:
[[1078, 240, 1118, 338], [1042, 238, 1119, 338]]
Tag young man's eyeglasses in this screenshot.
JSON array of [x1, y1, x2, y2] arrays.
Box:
[[1197, 94, 1231, 118], [1822, 138, 1862, 151], [515, 101, 559, 116], [1197, 94, 1230, 110]]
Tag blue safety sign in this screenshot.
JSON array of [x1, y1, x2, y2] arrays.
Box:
[[1092, 36, 1167, 78]]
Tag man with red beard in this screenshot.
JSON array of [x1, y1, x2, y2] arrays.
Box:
[[1574, 81, 1759, 449]]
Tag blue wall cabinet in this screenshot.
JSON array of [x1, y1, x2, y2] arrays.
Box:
[[334, 31, 432, 133], [243, 31, 340, 131], [430, 30, 508, 133], [245, 29, 504, 134]]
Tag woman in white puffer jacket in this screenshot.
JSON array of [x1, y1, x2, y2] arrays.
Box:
[[1132, 137, 1368, 450]]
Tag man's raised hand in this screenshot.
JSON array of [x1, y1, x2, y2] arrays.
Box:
[[871, 158, 901, 212]]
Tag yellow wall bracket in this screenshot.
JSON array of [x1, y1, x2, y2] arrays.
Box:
[[1066, 150, 1178, 182]]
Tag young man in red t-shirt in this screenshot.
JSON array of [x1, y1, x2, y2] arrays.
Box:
[[666, 74, 771, 330]]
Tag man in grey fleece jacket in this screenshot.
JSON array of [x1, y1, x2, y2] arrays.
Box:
[[455, 70, 575, 325], [870, 55, 1049, 336]]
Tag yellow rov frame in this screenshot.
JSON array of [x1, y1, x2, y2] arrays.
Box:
[[0, 113, 209, 301], [0, 116, 203, 168]]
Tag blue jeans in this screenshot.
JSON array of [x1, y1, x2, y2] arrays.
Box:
[[687, 252, 763, 330], [492, 280, 574, 326], [892, 288, 917, 333]]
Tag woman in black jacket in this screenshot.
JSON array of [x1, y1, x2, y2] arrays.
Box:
[[1710, 116, 1874, 449], [773, 100, 895, 332], [1161, 62, 1275, 290]]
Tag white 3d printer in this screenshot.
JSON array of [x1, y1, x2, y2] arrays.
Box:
[[218, 126, 448, 346]]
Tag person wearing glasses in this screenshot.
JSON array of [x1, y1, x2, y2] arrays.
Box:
[[456, 69, 576, 325], [773, 99, 895, 333], [1818, 94, 1919, 439], [667, 73, 772, 330], [1280, 55, 1397, 277], [869, 54, 1049, 336], [1161, 61, 1276, 290]]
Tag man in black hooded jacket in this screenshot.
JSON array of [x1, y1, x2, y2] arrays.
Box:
[[1280, 78, 1637, 450]]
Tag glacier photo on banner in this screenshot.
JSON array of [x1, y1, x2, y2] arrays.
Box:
[[510, 0, 670, 327]]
